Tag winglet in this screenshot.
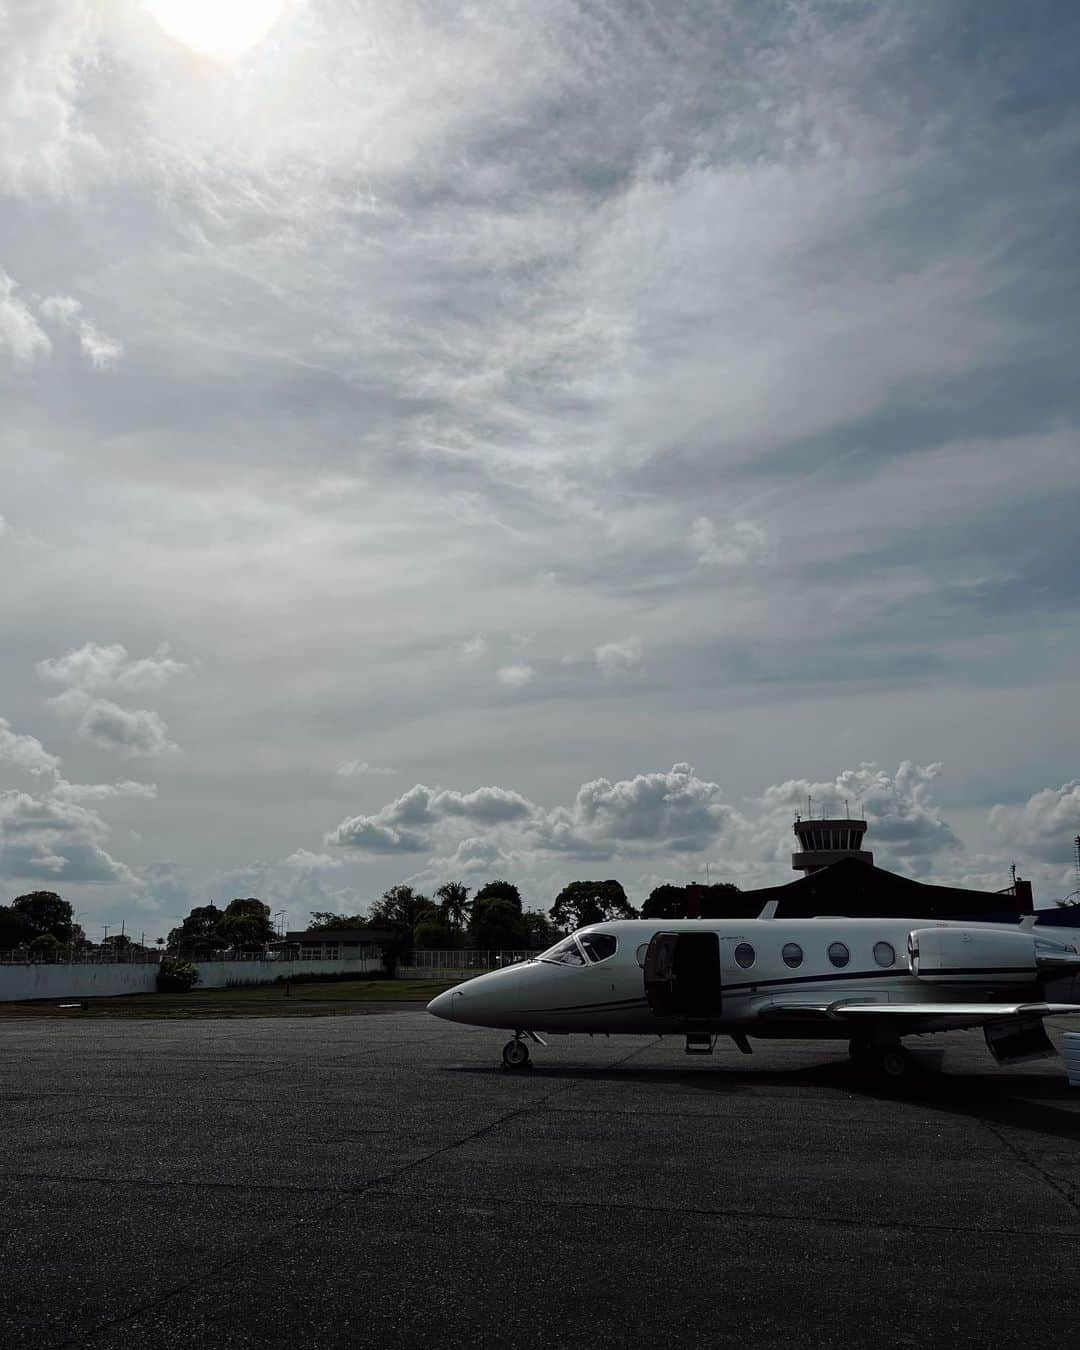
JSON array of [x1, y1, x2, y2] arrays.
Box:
[[758, 900, 779, 920], [1019, 915, 1036, 931]]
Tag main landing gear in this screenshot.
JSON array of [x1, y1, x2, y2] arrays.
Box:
[[849, 1037, 913, 1081]]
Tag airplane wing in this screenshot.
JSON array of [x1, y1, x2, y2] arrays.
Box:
[[759, 1000, 1080, 1022]]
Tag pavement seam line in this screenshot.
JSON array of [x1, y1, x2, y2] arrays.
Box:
[[979, 1119, 1080, 1219], [378, 1185, 1080, 1241]]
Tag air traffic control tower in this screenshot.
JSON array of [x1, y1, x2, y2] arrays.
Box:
[[792, 812, 873, 875]]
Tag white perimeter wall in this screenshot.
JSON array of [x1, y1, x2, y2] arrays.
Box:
[[0, 954, 383, 1003]]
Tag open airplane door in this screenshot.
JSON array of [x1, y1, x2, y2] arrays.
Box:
[[644, 932, 723, 1018]]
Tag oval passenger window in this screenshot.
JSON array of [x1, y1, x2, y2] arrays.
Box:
[[827, 941, 850, 968], [734, 942, 755, 969], [782, 942, 803, 969], [873, 941, 895, 968]]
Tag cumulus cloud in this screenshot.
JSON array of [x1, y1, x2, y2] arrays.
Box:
[[320, 760, 966, 884], [206, 858, 367, 932], [326, 781, 537, 854], [336, 760, 395, 777], [594, 637, 643, 678], [988, 783, 1080, 865], [459, 636, 488, 662], [37, 642, 187, 693], [0, 718, 61, 776], [753, 762, 961, 872], [326, 765, 733, 863], [496, 664, 535, 688], [689, 518, 768, 568], [36, 643, 184, 756], [323, 817, 428, 854], [537, 765, 736, 859], [0, 268, 51, 368], [0, 790, 132, 884], [72, 699, 177, 756], [283, 849, 344, 870]]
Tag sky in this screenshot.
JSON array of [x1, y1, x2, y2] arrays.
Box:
[[2, 0, 1079, 939]]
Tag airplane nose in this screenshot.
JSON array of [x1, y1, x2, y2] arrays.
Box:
[[427, 967, 521, 1027], [427, 989, 458, 1021]]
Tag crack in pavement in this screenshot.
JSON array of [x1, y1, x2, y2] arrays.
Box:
[[380, 1182, 1080, 1241]]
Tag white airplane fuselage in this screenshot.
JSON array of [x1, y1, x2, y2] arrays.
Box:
[[427, 915, 1080, 1040]]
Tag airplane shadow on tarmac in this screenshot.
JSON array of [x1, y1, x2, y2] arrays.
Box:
[[448, 1057, 1080, 1144]]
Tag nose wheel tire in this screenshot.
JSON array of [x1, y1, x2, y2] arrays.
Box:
[[502, 1038, 532, 1070]]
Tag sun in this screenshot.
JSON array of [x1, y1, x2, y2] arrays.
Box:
[[145, 0, 289, 60]]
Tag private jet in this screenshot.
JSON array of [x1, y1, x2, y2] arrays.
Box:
[[427, 909, 1080, 1079]]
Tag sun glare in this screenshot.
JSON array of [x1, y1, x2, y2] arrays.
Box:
[[145, 0, 289, 60]]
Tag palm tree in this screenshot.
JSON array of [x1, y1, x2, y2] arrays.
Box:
[[435, 882, 471, 938]]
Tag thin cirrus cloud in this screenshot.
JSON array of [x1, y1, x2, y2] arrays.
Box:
[[39, 294, 123, 370], [495, 664, 535, 688], [336, 760, 396, 778], [689, 518, 768, 568], [0, 268, 51, 368]]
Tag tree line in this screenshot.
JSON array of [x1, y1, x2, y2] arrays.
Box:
[[307, 876, 743, 965], [0, 878, 743, 958]]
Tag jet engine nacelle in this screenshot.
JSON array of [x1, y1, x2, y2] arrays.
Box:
[[907, 927, 1037, 982]]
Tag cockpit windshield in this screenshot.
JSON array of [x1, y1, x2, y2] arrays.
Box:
[[579, 933, 618, 963], [538, 933, 618, 966], [539, 936, 586, 966]]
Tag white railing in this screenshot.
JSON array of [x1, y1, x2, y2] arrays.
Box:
[[0, 945, 545, 971], [0, 947, 375, 966], [401, 948, 541, 972]]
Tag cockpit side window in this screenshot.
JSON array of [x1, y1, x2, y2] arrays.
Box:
[[579, 933, 618, 964], [538, 936, 586, 967]]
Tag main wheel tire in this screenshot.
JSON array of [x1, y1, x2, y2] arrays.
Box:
[[876, 1045, 912, 1080], [848, 1037, 874, 1064], [502, 1038, 531, 1070]]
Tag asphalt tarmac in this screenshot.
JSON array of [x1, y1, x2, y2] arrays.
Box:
[[2, 1011, 1079, 1350]]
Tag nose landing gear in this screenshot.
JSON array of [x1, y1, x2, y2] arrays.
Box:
[[502, 1036, 532, 1070]]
